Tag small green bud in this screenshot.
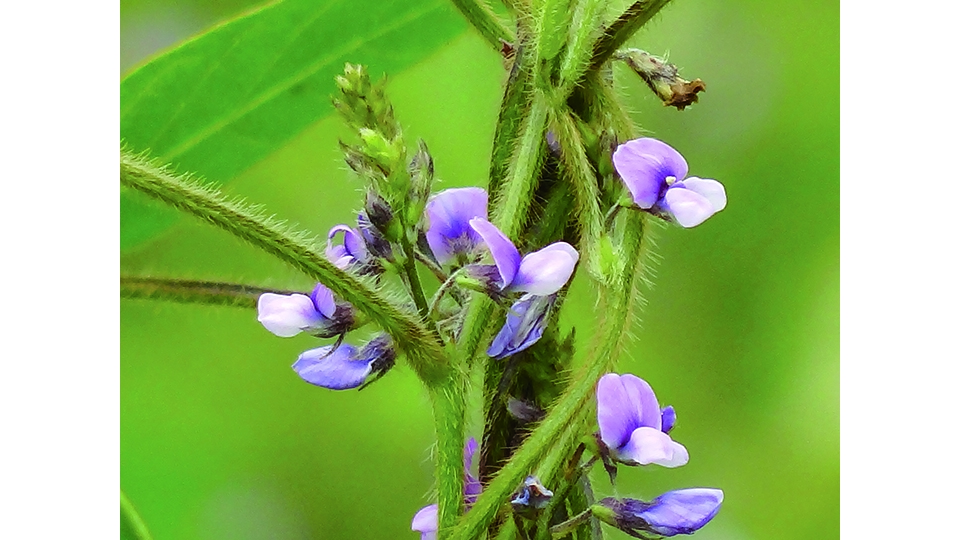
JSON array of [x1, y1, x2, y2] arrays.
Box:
[[590, 504, 618, 527]]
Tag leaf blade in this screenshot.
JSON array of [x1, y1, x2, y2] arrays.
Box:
[[120, 0, 467, 250]]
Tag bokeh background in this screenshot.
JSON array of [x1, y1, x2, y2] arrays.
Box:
[[120, 0, 838, 538]]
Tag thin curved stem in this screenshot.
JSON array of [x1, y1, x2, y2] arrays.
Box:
[[120, 148, 450, 386], [120, 490, 154, 540], [120, 276, 299, 308], [589, 0, 673, 71], [449, 0, 514, 50]]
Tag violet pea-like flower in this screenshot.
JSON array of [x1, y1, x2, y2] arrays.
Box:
[[469, 218, 579, 296], [424, 187, 489, 265], [411, 438, 482, 540], [596, 373, 689, 467], [487, 294, 556, 359], [595, 489, 724, 537], [292, 334, 395, 390], [612, 138, 726, 228], [326, 223, 370, 269], [257, 283, 352, 338]]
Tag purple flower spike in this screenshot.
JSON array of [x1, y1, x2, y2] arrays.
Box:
[[487, 294, 556, 359], [596, 373, 689, 467], [411, 437, 481, 539], [612, 138, 726, 228], [425, 187, 489, 265], [292, 334, 395, 390], [326, 224, 370, 269], [257, 283, 341, 338], [469, 218, 579, 296], [597, 489, 724, 537]]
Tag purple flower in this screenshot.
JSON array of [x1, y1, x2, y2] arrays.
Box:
[[510, 476, 554, 518], [425, 187, 489, 265], [596, 489, 723, 537], [292, 334, 395, 390], [487, 294, 556, 359], [612, 138, 726, 228], [469, 218, 579, 296], [596, 373, 689, 467], [257, 283, 353, 338], [412, 438, 481, 539], [326, 224, 370, 269]]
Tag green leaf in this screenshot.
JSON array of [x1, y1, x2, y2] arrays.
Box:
[[120, 0, 467, 251]]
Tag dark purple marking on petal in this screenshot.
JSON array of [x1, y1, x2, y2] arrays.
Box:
[[425, 187, 488, 264]]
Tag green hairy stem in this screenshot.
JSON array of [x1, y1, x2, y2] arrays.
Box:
[[119, 148, 450, 386], [120, 276, 298, 308], [449, 0, 514, 50], [448, 212, 651, 540], [590, 0, 674, 71]]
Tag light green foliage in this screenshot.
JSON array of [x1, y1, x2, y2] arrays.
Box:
[[120, 0, 466, 250]]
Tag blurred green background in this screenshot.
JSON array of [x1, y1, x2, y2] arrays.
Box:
[[120, 0, 838, 538]]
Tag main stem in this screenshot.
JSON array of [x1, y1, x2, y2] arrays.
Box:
[[432, 372, 468, 537], [448, 213, 649, 540]]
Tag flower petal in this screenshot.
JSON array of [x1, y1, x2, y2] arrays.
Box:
[[681, 177, 726, 212], [619, 426, 689, 467], [464, 437, 481, 506], [256, 293, 322, 337], [511, 242, 579, 296], [663, 187, 717, 228], [469, 218, 521, 288], [486, 295, 554, 359], [426, 187, 488, 264], [292, 344, 372, 390], [596, 374, 641, 451], [327, 225, 367, 265], [661, 405, 677, 434], [309, 283, 337, 319], [411, 504, 438, 539], [612, 138, 689, 209], [619, 374, 661, 430], [639, 488, 724, 536]]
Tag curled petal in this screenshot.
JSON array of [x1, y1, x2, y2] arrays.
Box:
[[469, 218, 521, 288], [511, 242, 579, 296], [487, 294, 554, 359], [292, 344, 373, 390], [681, 177, 726, 212], [326, 225, 367, 266], [613, 138, 689, 209], [596, 374, 641, 451], [411, 504, 438, 540], [426, 187, 488, 264], [663, 187, 717, 228], [637, 489, 724, 536], [309, 283, 337, 319], [619, 426, 689, 467], [257, 293, 323, 337]]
